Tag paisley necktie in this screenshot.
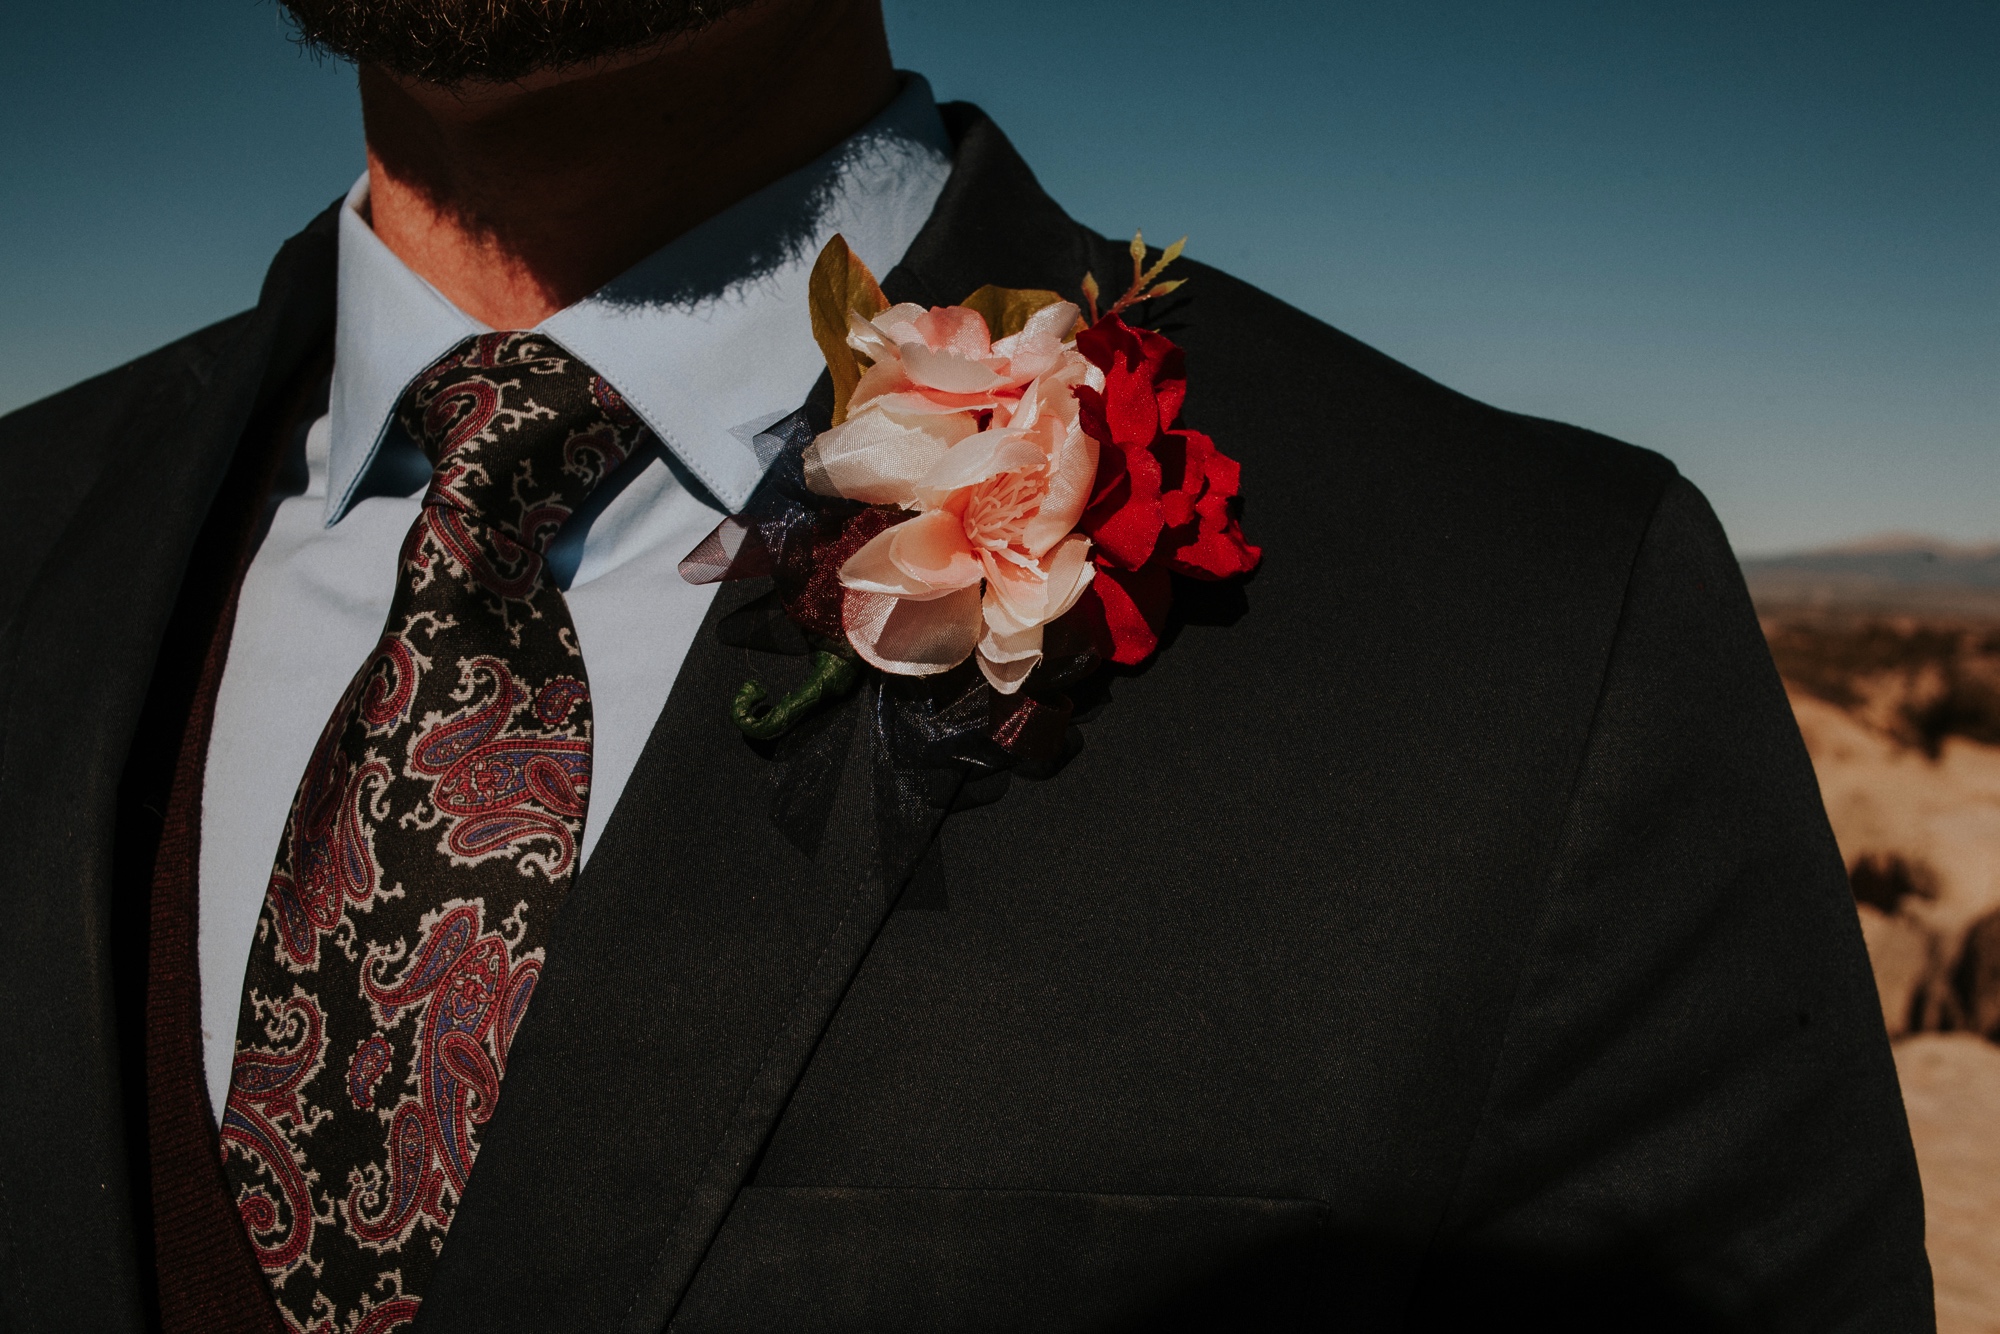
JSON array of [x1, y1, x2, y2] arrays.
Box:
[[220, 331, 647, 1331]]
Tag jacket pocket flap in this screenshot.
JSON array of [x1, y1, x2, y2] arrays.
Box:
[[673, 1186, 1331, 1332]]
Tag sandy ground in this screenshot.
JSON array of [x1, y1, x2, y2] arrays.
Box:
[[1894, 1035, 2000, 1334], [1785, 686, 2000, 1329]]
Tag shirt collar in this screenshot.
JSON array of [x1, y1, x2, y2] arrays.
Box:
[[325, 73, 952, 523]]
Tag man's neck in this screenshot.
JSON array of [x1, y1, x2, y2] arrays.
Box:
[[358, 0, 897, 329]]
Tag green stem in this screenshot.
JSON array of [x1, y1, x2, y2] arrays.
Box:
[[731, 649, 861, 740]]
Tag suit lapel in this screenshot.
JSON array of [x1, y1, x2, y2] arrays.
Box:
[[0, 207, 336, 1327], [415, 107, 1103, 1333], [416, 574, 887, 1333]]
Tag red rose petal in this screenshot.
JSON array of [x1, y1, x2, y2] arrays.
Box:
[[1074, 383, 1112, 449], [1072, 318, 1258, 658], [1089, 558, 1173, 665], [1082, 440, 1165, 570], [1105, 364, 1160, 446], [1199, 442, 1241, 500], [1169, 486, 1261, 580]]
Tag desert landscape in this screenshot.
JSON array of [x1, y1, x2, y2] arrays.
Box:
[[1743, 539, 2000, 1333]]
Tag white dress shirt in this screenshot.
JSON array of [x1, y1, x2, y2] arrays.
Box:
[[198, 76, 953, 1118]]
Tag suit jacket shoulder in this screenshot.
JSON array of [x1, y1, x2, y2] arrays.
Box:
[[0, 311, 252, 633]]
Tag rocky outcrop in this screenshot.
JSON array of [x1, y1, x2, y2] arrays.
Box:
[[1952, 908, 2000, 1039], [1785, 684, 2000, 1038], [1766, 617, 2000, 756]]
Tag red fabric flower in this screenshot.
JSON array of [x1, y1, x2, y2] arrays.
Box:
[[1068, 315, 1260, 664]]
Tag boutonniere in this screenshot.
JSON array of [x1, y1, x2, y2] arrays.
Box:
[[680, 232, 1259, 872]]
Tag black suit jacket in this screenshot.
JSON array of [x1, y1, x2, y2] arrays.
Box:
[[0, 105, 1929, 1333]]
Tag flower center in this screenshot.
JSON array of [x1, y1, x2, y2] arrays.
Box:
[[962, 466, 1044, 557]]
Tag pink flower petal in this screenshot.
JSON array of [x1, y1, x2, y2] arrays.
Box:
[[888, 508, 982, 589], [990, 300, 1079, 382], [860, 387, 998, 417], [918, 432, 1045, 504], [981, 551, 1050, 629], [1039, 534, 1097, 621], [844, 585, 982, 676], [977, 621, 1045, 694], [913, 305, 995, 358], [1020, 418, 1098, 556], [901, 342, 1008, 395], [839, 524, 937, 598], [805, 405, 976, 504], [867, 304, 935, 347], [845, 358, 916, 416], [843, 309, 898, 363], [993, 300, 1079, 359]]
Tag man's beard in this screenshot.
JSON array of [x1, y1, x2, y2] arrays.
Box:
[[279, 0, 760, 84]]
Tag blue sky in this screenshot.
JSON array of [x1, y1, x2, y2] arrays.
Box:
[[2, 0, 1992, 554]]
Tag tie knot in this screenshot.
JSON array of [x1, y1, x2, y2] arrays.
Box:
[[397, 331, 646, 551]]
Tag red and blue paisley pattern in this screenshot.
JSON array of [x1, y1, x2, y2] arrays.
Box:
[[343, 899, 540, 1251], [222, 992, 330, 1285], [347, 1034, 393, 1112], [222, 332, 646, 1332], [406, 656, 591, 880]]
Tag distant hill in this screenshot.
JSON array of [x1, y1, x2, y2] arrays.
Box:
[[1743, 537, 2000, 619]]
